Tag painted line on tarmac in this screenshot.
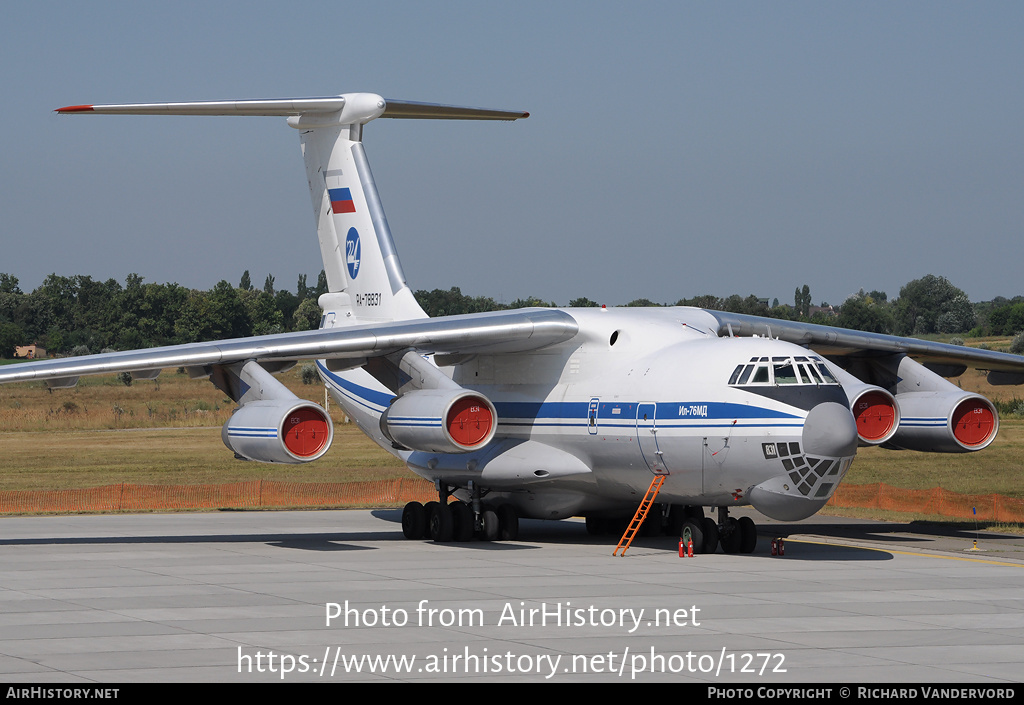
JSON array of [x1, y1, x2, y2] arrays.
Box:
[[783, 537, 1024, 568]]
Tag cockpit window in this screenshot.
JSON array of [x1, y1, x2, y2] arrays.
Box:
[[773, 362, 798, 384], [815, 363, 838, 384], [800, 362, 824, 384], [729, 355, 839, 387]]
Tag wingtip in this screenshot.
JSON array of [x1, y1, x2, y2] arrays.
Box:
[[55, 105, 94, 113]]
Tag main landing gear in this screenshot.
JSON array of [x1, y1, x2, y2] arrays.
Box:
[[401, 481, 519, 543]]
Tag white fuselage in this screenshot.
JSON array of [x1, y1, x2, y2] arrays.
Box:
[[319, 307, 858, 522]]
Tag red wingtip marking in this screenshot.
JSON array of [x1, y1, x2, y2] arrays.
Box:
[[522, 112, 530, 118], [55, 105, 94, 113]]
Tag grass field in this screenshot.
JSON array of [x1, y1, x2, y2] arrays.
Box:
[[1, 363, 1022, 515], [0, 365, 409, 492]]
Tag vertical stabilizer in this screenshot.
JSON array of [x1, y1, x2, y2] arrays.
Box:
[[56, 92, 529, 326], [298, 121, 424, 325]]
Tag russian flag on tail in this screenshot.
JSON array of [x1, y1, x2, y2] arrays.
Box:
[[329, 187, 356, 214]]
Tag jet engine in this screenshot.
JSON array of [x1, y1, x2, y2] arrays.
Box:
[[836, 354, 999, 453], [888, 391, 998, 453], [222, 399, 334, 463], [381, 388, 496, 453], [824, 362, 901, 446], [849, 388, 900, 446]]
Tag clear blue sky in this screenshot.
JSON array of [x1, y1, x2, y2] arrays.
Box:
[[2, 1, 1022, 307]]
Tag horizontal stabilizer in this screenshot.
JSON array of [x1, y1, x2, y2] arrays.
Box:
[[381, 99, 528, 121], [56, 94, 528, 123], [56, 98, 349, 115]]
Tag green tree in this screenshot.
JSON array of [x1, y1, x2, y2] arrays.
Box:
[[414, 287, 503, 317], [0, 321, 24, 358], [835, 292, 894, 334], [314, 270, 328, 298], [0, 273, 21, 295], [988, 301, 1024, 336], [568, 297, 600, 307], [1011, 332, 1024, 355], [240, 288, 284, 336], [794, 284, 811, 318], [676, 294, 723, 309], [239, 270, 252, 291], [293, 298, 322, 331], [507, 296, 555, 309], [274, 289, 299, 329], [174, 290, 214, 343], [176, 281, 249, 342], [893, 275, 972, 335], [935, 293, 976, 334]]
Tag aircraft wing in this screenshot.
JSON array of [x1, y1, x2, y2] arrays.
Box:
[[0, 309, 578, 386], [706, 311, 1024, 382]]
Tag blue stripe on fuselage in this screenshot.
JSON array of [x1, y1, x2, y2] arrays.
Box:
[[316, 361, 393, 410], [316, 361, 802, 427]]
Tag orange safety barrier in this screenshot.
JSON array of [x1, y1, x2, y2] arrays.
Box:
[[0, 478, 437, 514], [2, 480, 1023, 523], [827, 483, 1024, 523]]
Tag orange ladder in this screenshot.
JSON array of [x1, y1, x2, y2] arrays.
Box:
[[613, 475, 665, 556]]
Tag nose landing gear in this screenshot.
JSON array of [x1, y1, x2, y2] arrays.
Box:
[[718, 507, 757, 554]]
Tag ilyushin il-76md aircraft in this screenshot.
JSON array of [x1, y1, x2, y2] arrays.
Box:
[[3, 93, 1023, 554]]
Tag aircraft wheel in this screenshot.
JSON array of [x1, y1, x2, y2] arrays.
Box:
[[401, 502, 425, 539], [738, 516, 757, 554], [450, 502, 474, 542], [429, 502, 453, 542], [479, 509, 500, 541], [423, 502, 439, 537], [681, 519, 705, 554], [497, 504, 519, 541], [701, 516, 719, 554], [720, 518, 741, 554]]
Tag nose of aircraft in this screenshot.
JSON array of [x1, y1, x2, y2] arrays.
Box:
[[802, 401, 858, 458]]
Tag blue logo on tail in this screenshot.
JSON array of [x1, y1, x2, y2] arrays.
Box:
[[345, 228, 361, 279]]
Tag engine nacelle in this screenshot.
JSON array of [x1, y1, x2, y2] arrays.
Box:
[[848, 388, 900, 446], [888, 392, 998, 453], [381, 388, 497, 453], [223, 399, 333, 463], [821, 360, 900, 446]]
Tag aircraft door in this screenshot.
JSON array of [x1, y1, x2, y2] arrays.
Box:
[[588, 398, 599, 435], [636, 403, 667, 474]]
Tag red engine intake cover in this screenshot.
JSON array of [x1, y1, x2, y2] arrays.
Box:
[[952, 399, 996, 447], [854, 391, 897, 442], [446, 396, 494, 448], [283, 406, 331, 458]]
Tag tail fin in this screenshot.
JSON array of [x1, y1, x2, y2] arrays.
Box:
[[299, 115, 425, 325], [57, 94, 528, 324]]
